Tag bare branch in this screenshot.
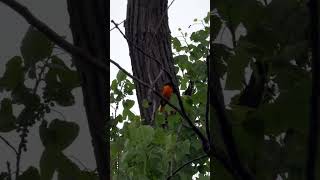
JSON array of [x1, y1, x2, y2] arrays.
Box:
[[110, 19, 125, 32], [110, 58, 208, 150], [110, 58, 236, 176], [69, 155, 89, 170], [0, 0, 107, 71], [167, 154, 208, 180], [6, 161, 12, 180], [208, 54, 254, 180], [0, 135, 18, 155]]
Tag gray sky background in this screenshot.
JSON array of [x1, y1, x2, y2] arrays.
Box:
[[0, 0, 209, 177]]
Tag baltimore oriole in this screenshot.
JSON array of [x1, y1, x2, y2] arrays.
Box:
[[159, 82, 174, 112]]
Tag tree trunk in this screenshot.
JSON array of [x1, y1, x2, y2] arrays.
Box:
[[66, 1, 109, 180], [125, 0, 178, 124]]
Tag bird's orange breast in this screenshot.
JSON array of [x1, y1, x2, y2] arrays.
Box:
[[162, 85, 173, 98]]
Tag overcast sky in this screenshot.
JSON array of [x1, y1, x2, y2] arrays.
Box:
[[0, 0, 209, 177]]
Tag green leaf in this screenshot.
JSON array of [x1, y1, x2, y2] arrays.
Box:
[[44, 57, 79, 106], [78, 171, 98, 180], [21, 26, 53, 70], [176, 140, 190, 160], [18, 166, 40, 180], [115, 114, 123, 123], [153, 128, 167, 145], [174, 55, 190, 71], [255, 139, 283, 179], [39, 119, 79, 151], [167, 113, 181, 130], [190, 30, 209, 43], [124, 80, 135, 95], [172, 37, 182, 52], [282, 129, 306, 173], [204, 12, 210, 24], [215, 0, 264, 30], [0, 56, 24, 91], [40, 149, 59, 180], [123, 99, 135, 109], [197, 174, 210, 180], [57, 153, 81, 180], [129, 125, 154, 147], [111, 80, 118, 91], [225, 42, 251, 90], [253, 79, 310, 134], [116, 70, 127, 82], [147, 147, 168, 178], [11, 84, 40, 107], [50, 56, 80, 89], [0, 98, 16, 132], [154, 113, 166, 127]]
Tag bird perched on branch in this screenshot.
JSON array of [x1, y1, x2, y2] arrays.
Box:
[[159, 82, 174, 112]]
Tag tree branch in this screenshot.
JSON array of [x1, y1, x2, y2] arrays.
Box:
[[6, 161, 12, 180], [0, 0, 107, 71], [111, 19, 210, 152], [208, 54, 254, 180], [167, 154, 208, 180], [0, 135, 18, 155], [110, 58, 235, 175], [110, 59, 182, 117]]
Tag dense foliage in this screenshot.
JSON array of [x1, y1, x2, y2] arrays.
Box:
[[0, 0, 312, 179], [0, 27, 98, 180], [111, 0, 311, 179], [110, 13, 210, 179]]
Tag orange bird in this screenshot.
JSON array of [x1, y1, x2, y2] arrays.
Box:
[[159, 82, 174, 112]]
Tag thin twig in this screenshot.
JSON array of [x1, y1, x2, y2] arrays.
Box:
[[110, 58, 235, 176], [153, 0, 176, 32], [180, 31, 192, 52], [110, 59, 180, 114], [69, 155, 89, 170], [110, 19, 125, 32], [110, 57, 208, 149], [147, 70, 164, 99], [0, 135, 18, 155], [111, 20, 209, 144], [6, 161, 12, 180], [208, 54, 254, 180], [50, 108, 67, 121], [167, 154, 208, 180], [0, 0, 107, 71], [15, 139, 23, 179]]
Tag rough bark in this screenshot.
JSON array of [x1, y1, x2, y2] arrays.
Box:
[[125, 0, 178, 124], [66, 1, 109, 180]]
